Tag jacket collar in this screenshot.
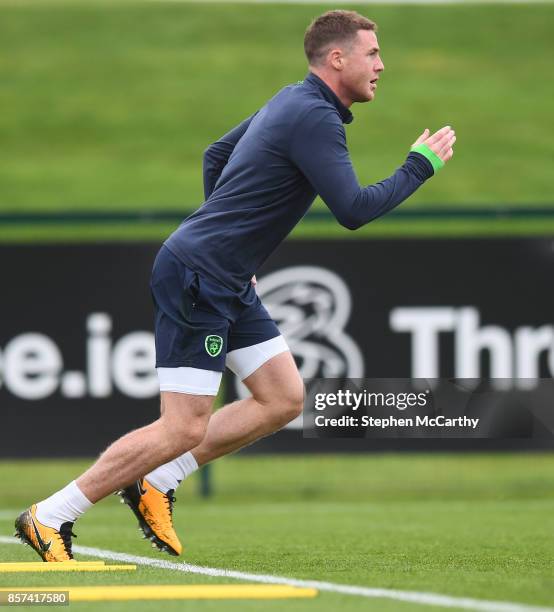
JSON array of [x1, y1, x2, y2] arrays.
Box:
[[305, 72, 354, 124]]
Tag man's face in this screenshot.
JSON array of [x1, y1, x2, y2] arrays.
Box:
[[339, 30, 384, 103]]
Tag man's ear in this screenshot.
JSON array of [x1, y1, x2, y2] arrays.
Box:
[[329, 49, 343, 70]]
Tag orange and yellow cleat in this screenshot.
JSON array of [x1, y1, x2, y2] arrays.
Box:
[[118, 478, 182, 556], [14, 505, 76, 562]]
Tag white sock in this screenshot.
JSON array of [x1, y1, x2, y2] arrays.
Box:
[[35, 481, 93, 530], [145, 451, 199, 493]]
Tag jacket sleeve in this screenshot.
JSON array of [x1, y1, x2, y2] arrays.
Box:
[[203, 113, 258, 199], [289, 107, 434, 230]]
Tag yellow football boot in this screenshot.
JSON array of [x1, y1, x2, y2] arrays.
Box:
[[118, 478, 182, 556], [14, 505, 76, 562]]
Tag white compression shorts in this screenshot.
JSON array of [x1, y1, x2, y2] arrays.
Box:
[[157, 335, 289, 396]]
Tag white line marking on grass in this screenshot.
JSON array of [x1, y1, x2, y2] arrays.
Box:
[[1, 536, 552, 612]]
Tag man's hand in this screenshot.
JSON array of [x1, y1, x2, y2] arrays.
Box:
[[412, 126, 456, 165], [251, 275, 257, 286]]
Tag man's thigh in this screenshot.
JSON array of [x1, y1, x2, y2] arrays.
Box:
[[240, 350, 304, 406], [159, 391, 214, 428], [226, 297, 289, 382]]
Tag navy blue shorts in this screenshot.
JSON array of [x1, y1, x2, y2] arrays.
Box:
[[151, 245, 281, 373]]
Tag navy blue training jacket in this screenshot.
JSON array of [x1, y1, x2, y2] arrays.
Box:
[[165, 72, 434, 291]]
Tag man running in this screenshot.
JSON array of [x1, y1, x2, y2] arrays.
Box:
[[15, 9, 455, 561]]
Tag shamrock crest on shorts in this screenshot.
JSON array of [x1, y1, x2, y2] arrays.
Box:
[[205, 335, 223, 357]]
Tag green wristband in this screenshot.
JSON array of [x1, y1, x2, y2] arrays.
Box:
[[410, 143, 445, 173]]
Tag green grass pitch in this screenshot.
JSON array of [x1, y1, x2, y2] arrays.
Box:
[[1, 454, 553, 611]]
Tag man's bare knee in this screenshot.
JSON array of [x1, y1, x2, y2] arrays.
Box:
[[258, 376, 304, 427], [244, 352, 305, 426], [280, 381, 305, 423], [159, 391, 213, 455], [167, 417, 208, 454]]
